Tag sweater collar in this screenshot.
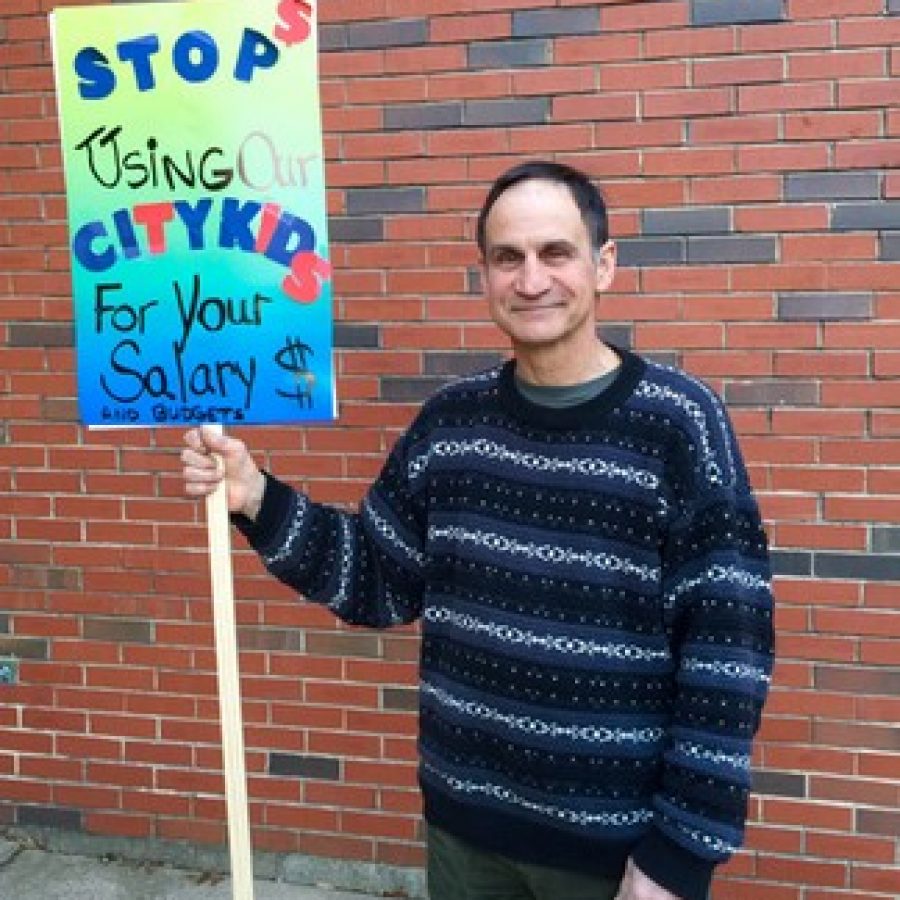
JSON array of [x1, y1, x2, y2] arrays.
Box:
[[497, 345, 645, 430]]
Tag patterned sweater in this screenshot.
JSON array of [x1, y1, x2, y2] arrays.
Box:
[[234, 349, 774, 900]]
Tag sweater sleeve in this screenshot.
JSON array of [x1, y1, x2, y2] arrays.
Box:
[[631, 395, 774, 900], [231, 425, 429, 629]]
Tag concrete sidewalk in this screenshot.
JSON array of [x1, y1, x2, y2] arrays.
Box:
[[0, 838, 395, 900]]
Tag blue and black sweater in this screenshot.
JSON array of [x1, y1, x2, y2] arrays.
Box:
[[234, 348, 774, 900]]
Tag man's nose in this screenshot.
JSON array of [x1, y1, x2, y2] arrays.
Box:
[[514, 256, 550, 296]]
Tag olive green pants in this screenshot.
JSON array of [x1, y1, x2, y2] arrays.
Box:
[[427, 826, 621, 900]]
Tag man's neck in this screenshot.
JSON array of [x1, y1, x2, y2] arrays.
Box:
[[514, 338, 619, 387]]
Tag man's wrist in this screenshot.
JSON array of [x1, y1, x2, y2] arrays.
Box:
[[243, 469, 267, 521]]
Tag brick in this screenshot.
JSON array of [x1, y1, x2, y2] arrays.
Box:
[[724, 380, 817, 406], [857, 808, 900, 837], [463, 97, 549, 127], [832, 202, 900, 231], [616, 238, 686, 266], [642, 206, 731, 235], [601, 61, 687, 92], [763, 796, 852, 832], [82, 618, 153, 644], [0, 637, 47, 659], [871, 526, 900, 553], [687, 236, 778, 264], [314, 26, 346, 52], [334, 324, 380, 349], [512, 8, 598, 37], [7, 322, 74, 348], [384, 102, 463, 131], [694, 121, 782, 156], [739, 81, 833, 115], [824, 493, 900, 523], [777, 293, 872, 321], [839, 15, 900, 47], [689, 175, 781, 206], [553, 94, 639, 124], [836, 140, 900, 172], [811, 773, 900, 807], [822, 380, 900, 408], [737, 136, 831, 172], [381, 376, 448, 403], [814, 665, 900, 696], [643, 25, 736, 61], [785, 110, 882, 143], [382, 687, 419, 712], [839, 79, 900, 111], [773, 521, 866, 552], [815, 553, 900, 582], [774, 350, 869, 378], [784, 171, 881, 201], [17, 804, 83, 831], [756, 855, 848, 888], [386, 45, 467, 75], [329, 216, 384, 244], [740, 21, 833, 53], [791, 47, 887, 81], [237, 628, 306, 652], [325, 19, 428, 51], [601, 1, 687, 31], [690, 0, 786, 26], [345, 187, 425, 215], [880, 233, 900, 260], [824, 322, 900, 351], [770, 551, 813, 577], [304, 631, 382, 658], [423, 352, 503, 376], [872, 353, 900, 379], [430, 13, 510, 44], [694, 56, 784, 87], [752, 770, 807, 798], [852, 863, 900, 894], [467, 39, 551, 70], [644, 87, 731, 119]]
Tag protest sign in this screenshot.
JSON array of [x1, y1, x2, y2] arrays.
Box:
[[51, 0, 333, 428], [50, 4, 330, 897]]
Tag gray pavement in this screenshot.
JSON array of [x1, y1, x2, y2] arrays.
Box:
[[0, 838, 396, 900]]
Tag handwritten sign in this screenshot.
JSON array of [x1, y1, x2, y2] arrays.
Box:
[[51, 0, 334, 427]]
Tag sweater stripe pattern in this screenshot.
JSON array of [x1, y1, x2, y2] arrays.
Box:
[[235, 350, 774, 900]]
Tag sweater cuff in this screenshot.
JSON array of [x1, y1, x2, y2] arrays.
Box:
[[231, 472, 295, 550], [630, 829, 715, 900]]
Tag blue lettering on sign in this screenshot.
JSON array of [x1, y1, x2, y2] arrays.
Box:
[[74, 28, 288, 100]]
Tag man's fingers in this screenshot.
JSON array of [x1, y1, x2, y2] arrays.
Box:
[[183, 427, 208, 453], [181, 446, 217, 470], [184, 479, 215, 497], [181, 426, 258, 514], [182, 430, 226, 500]]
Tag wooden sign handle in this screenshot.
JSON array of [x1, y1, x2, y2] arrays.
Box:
[[205, 423, 255, 900]]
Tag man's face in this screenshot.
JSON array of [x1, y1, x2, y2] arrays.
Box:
[[480, 178, 615, 358]]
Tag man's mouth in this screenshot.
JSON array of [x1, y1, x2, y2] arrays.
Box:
[[511, 302, 564, 312]]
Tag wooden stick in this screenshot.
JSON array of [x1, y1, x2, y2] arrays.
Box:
[[205, 423, 255, 900]]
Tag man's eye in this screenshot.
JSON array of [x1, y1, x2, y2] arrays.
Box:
[[493, 251, 520, 266], [543, 245, 572, 261]]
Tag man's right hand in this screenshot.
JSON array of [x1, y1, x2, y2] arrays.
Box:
[[181, 426, 267, 521]]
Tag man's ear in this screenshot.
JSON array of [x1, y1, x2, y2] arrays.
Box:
[[595, 241, 616, 292]]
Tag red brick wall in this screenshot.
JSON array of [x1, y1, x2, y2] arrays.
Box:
[[2, 0, 899, 896]]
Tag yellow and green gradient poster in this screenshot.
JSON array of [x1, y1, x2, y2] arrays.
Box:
[[51, 0, 334, 427]]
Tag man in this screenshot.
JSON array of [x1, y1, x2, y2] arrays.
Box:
[[182, 161, 774, 900]]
